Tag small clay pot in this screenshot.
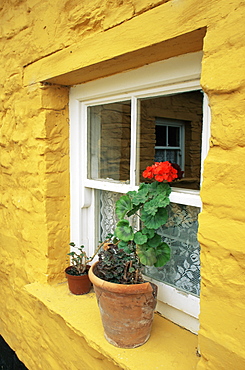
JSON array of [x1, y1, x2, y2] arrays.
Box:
[[65, 266, 92, 295], [89, 262, 157, 348]]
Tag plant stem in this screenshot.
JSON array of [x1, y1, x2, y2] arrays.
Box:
[[86, 240, 107, 264]]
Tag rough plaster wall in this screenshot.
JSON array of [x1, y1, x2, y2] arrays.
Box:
[[0, 81, 70, 283], [0, 0, 245, 369], [0, 0, 171, 69], [198, 3, 245, 369]]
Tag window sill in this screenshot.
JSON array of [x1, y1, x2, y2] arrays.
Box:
[[24, 281, 199, 370]]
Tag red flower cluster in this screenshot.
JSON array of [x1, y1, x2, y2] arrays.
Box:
[[142, 161, 182, 183]]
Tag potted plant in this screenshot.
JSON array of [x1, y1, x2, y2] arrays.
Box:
[[89, 161, 183, 348], [65, 242, 100, 295]]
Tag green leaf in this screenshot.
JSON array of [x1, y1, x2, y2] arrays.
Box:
[[117, 240, 128, 248], [134, 231, 147, 245], [147, 234, 162, 248], [150, 182, 171, 196], [118, 240, 132, 253], [142, 228, 155, 239], [67, 252, 75, 256], [131, 183, 149, 205], [141, 207, 168, 229], [115, 220, 134, 242], [116, 195, 132, 219], [137, 245, 157, 266], [143, 194, 170, 218], [155, 193, 170, 208], [154, 242, 171, 267], [138, 182, 150, 192], [143, 198, 160, 216], [127, 190, 137, 199]]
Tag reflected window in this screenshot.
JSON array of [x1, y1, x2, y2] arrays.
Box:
[[87, 101, 131, 182], [139, 91, 203, 189], [155, 118, 185, 170]]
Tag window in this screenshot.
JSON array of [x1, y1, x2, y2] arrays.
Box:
[[69, 52, 210, 333], [155, 118, 185, 169]]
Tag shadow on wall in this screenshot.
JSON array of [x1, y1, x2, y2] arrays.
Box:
[[0, 336, 28, 370]]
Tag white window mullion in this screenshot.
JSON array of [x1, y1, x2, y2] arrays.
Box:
[[81, 102, 92, 255], [130, 96, 138, 186], [69, 98, 83, 246], [84, 179, 137, 193], [81, 103, 92, 209]]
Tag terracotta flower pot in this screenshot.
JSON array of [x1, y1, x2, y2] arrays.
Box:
[[65, 266, 92, 295], [89, 262, 157, 348]]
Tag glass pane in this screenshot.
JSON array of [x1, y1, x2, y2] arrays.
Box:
[[155, 149, 180, 163], [144, 204, 200, 296], [168, 126, 180, 147], [87, 101, 131, 182], [155, 125, 166, 146], [139, 91, 203, 189], [155, 149, 166, 162]]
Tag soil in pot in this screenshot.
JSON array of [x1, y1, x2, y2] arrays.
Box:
[[89, 262, 157, 348], [65, 266, 92, 295]]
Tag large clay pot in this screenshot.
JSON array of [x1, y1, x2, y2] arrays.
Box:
[[89, 262, 157, 348], [65, 266, 91, 295]]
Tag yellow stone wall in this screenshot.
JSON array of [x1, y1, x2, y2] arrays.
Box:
[[0, 0, 245, 369]]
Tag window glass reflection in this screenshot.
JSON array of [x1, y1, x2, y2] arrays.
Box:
[[87, 101, 131, 182]]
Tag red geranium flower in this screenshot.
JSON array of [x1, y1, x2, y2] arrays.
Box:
[[142, 161, 182, 182], [142, 165, 155, 179], [153, 161, 178, 182]]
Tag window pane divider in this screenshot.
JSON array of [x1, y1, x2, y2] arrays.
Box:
[[170, 188, 201, 207], [155, 146, 182, 149], [130, 96, 137, 187], [84, 179, 138, 194], [83, 179, 202, 207]]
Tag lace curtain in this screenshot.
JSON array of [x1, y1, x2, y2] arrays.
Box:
[[100, 191, 122, 241], [144, 203, 200, 296], [99, 190, 200, 296]]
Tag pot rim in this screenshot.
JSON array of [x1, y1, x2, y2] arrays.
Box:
[[89, 261, 154, 295]]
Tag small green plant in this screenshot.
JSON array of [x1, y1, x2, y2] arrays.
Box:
[[67, 242, 101, 275], [95, 240, 144, 284]]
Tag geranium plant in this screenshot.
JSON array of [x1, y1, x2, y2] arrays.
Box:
[[95, 161, 183, 285], [114, 161, 183, 268]]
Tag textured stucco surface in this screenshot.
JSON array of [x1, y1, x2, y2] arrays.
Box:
[[0, 0, 245, 369]]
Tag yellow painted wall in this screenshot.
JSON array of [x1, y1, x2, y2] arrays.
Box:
[[0, 0, 245, 369]]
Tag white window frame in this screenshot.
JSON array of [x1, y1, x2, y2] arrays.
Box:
[[69, 51, 210, 334]]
